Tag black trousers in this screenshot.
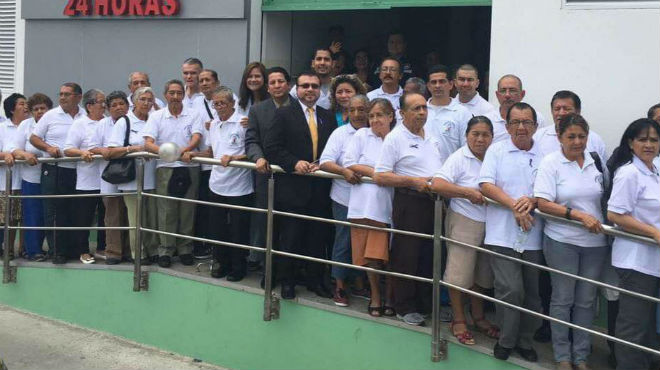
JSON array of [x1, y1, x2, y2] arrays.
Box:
[[208, 192, 254, 275], [194, 170, 212, 248], [41, 164, 77, 258], [70, 190, 100, 257]]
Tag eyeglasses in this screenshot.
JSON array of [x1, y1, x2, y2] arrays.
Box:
[[212, 101, 232, 108], [380, 67, 399, 73], [137, 97, 154, 104], [507, 119, 536, 127], [299, 83, 320, 90]]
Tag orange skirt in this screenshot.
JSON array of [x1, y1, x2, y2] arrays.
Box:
[[349, 218, 389, 266]]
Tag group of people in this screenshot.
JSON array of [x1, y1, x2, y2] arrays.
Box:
[[1, 38, 660, 370]]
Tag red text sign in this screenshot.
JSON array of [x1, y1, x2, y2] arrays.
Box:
[[64, 0, 181, 16]]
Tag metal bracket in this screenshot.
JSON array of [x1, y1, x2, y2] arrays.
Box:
[[136, 270, 149, 291], [2, 266, 16, 284], [264, 294, 280, 321], [431, 339, 448, 362]]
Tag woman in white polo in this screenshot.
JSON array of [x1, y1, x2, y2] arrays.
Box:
[[431, 115, 497, 346], [606, 118, 660, 370], [534, 113, 608, 370]]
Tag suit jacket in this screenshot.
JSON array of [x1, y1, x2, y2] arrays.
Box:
[[263, 99, 337, 208], [245, 95, 294, 163]]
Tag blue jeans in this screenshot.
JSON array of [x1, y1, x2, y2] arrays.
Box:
[[542, 235, 608, 364], [331, 201, 351, 280], [21, 180, 45, 257]]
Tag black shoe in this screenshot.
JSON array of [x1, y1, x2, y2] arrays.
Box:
[[192, 245, 211, 259], [211, 262, 228, 279], [179, 254, 194, 266], [106, 257, 121, 265], [281, 283, 295, 300], [307, 284, 333, 299], [158, 255, 172, 268], [52, 255, 67, 265], [514, 346, 538, 362], [247, 260, 262, 272], [139, 258, 152, 266], [534, 322, 551, 343], [227, 271, 246, 282], [149, 255, 159, 264], [493, 342, 512, 361]]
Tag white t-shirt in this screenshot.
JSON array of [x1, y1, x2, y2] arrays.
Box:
[[31, 106, 85, 169], [206, 111, 253, 197], [534, 150, 608, 247], [89, 116, 122, 194], [290, 84, 331, 110], [0, 121, 22, 191], [375, 124, 443, 178], [64, 116, 101, 191], [107, 110, 157, 191], [343, 127, 393, 224], [533, 124, 609, 162], [456, 93, 496, 117], [478, 138, 544, 251], [8, 118, 42, 184], [425, 98, 473, 163], [367, 86, 404, 125], [143, 107, 203, 168], [319, 123, 359, 207], [435, 145, 486, 222], [608, 156, 660, 277]]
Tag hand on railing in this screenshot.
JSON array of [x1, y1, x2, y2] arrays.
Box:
[[512, 195, 535, 214], [255, 158, 271, 174], [514, 210, 534, 232], [572, 210, 604, 234], [464, 188, 485, 205], [3, 154, 14, 167], [294, 160, 319, 174], [342, 168, 362, 184], [46, 146, 62, 158], [80, 150, 94, 163]]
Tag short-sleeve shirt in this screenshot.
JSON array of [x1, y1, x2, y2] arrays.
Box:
[[143, 107, 203, 168], [534, 150, 608, 247], [425, 98, 473, 163], [89, 116, 122, 194], [534, 125, 609, 162], [483, 110, 510, 144], [31, 106, 85, 169], [456, 94, 496, 117], [478, 138, 544, 251], [344, 127, 393, 224], [107, 110, 157, 191], [8, 118, 42, 184], [206, 110, 253, 197], [319, 123, 359, 207], [435, 145, 486, 222], [64, 116, 101, 191], [183, 92, 205, 111], [375, 124, 443, 178], [0, 121, 22, 191], [608, 155, 660, 277]]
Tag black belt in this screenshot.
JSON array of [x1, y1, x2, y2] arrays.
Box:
[[395, 187, 436, 200]]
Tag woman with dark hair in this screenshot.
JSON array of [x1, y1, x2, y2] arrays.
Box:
[[534, 113, 608, 370], [237, 62, 268, 117], [329, 74, 367, 127], [353, 49, 377, 91], [431, 115, 497, 345], [10, 93, 53, 261], [606, 118, 660, 370]]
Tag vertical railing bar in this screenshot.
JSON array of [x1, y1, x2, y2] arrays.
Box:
[[2, 166, 12, 283], [431, 195, 447, 361], [133, 158, 145, 292], [263, 175, 276, 320]]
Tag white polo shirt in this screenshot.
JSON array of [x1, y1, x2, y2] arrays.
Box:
[[478, 138, 544, 251], [290, 84, 331, 110], [456, 94, 496, 117], [107, 110, 157, 191], [367, 86, 404, 125], [31, 106, 85, 169], [143, 107, 203, 168], [0, 121, 22, 191], [64, 116, 101, 191], [608, 155, 660, 277], [320, 123, 359, 207], [534, 150, 608, 247], [425, 98, 472, 163], [435, 145, 486, 222], [206, 111, 253, 197], [8, 118, 42, 184], [533, 124, 609, 161], [375, 124, 443, 178], [344, 127, 393, 224], [483, 110, 510, 144], [183, 92, 205, 110], [89, 116, 123, 194]]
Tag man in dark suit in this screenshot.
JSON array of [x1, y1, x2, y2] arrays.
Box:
[[245, 67, 293, 272], [263, 71, 338, 299]]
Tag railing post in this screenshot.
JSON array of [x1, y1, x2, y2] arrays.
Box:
[[431, 195, 447, 361], [132, 157, 145, 292], [263, 175, 279, 320], [2, 166, 14, 284]]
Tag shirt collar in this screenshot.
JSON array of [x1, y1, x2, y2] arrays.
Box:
[[632, 155, 659, 176], [428, 98, 458, 111], [378, 86, 403, 96], [559, 149, 596, 166], [505, 137, 540, 155], [461, 145, 478, 160], [460, 93, 480, 107], [298, 100, 317, 113], [164, 106, 190, 119]]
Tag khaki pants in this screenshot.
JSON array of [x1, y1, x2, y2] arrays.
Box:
[[155, 167, 199, 257], [123, 190, 159, 259], [102, 196, 129, 259]]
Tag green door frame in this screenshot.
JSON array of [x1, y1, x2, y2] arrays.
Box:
[[262, 0, 491, 12]]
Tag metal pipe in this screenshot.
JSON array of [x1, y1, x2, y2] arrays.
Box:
[[143, 192, 267, 214], [430, 196, 446, 361], [10, 192, 134, 199], [8, 226, 134, 231], [133, 158, 144, 292], [263, 176, 275, 321], [141, 227, 266, 253], [2, 166, 12, 284]]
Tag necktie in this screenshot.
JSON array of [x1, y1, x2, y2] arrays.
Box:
[[307, 107, 318, 161]]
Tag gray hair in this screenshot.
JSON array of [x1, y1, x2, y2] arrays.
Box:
[[405, 77, 427, 96], [128, 71, 150, 86], [211, 86, 235, 102], [349, 94, 369, 107], [163, 79, 184, 95], [82, 88, 105, 114], [132, 86, 154, 105]]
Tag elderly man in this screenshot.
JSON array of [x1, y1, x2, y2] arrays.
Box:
[[144, 79, 203, 268], [290, 49, 333, 109], [127, 72, 164, 110], [30, 83, 85, 264], [264, 71, 337, 300], [374, 92, 443, 326], [181, 58, 205, 110], [454, 64, 495, 116]]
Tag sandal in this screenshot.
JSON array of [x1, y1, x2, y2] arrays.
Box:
[[80, 253, 95, 264], [367, 300, 383, 317], [450, 320, 475, 345], [383, 305, 396, 317], [473, 316, 500, 339]]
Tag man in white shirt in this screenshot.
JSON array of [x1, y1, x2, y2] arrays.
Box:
[[367, 57, 405, 125], [144, 79, 203, 268], [289, 48, 333, 109], [454, 64, 495, 116], [127, 72, 164, 111], [181, 57, 205, 110], [30, 82, 86, 264]]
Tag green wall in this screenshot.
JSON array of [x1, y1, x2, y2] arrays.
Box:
[[0, 267, 522, 370]]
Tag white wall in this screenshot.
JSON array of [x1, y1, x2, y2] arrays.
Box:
[[489, 0, 660, 152]]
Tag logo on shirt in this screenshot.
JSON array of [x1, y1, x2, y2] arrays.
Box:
[[229, 133, 241, 147], [409, 144, 419, 149], [184, 124, 192, 138]]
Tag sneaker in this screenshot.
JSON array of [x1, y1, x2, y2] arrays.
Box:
[[333, 288, 349, 307], [26, 253, 46, 262], [350, 287, 371, 300], [105, 257, 121, 265], [94, 250, 107, 260], [80, 253, 95, 264], [52, 255, 67, 265], [397, 312, 425, 326]]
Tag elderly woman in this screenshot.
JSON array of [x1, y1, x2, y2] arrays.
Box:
[[64, 89, 107, 264], [479, 102, 544, 362], [533, 113, 609, 370], [237, 62, 268, 117], [105, 86, 159, 264], [431, 116, 497, 345], [0, 93, 29, 259], [607, 118, 660, 370], [329, 74, 367, 127], [343, 98, 396, 316], [10, 93, 52, 261], [320, 95, 370, 307]]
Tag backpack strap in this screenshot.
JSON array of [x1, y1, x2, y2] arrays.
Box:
[[590, 151, 603, 173], [122, 115, 131, 147]]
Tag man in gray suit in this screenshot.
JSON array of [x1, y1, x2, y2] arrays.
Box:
[[245, 67, 293, 273]]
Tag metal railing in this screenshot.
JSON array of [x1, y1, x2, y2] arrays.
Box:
[[2, 153, 660, 362]]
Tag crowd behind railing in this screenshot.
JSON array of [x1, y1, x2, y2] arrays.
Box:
[[1, 35, 660, 369]]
